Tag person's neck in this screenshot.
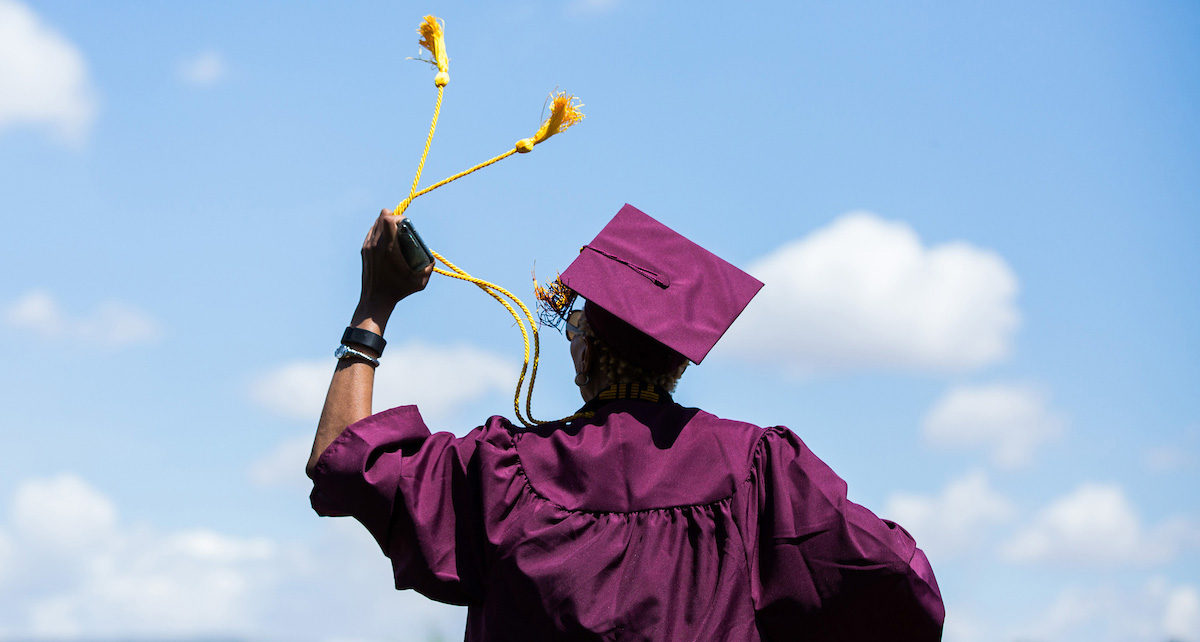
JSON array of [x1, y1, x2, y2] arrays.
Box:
[[579, 370, 612, 403]]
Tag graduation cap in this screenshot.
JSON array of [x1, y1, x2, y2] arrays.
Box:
[[552, 204, 764, 373]]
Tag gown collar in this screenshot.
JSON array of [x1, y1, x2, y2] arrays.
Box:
[[578, 382, 674, 415]]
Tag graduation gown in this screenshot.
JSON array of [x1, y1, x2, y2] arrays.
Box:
[[311, 395, 944, 641]]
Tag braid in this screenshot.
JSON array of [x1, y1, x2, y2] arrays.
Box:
[[576, 313, 688, 393]]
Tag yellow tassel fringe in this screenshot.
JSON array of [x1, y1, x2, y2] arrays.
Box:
[[533, 273, 575, 318], [516, 92, 585, 153], [418, 15, 450, 87]]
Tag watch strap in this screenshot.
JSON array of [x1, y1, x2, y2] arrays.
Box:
[[342, 326, 386, 355]]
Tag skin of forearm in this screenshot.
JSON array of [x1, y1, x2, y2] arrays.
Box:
[[306, 299, 394, 478]]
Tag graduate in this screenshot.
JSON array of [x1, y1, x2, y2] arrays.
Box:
[[308, 203, 945, 641]]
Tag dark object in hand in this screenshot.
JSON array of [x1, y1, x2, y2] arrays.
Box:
[[397, 218, 434, 271]]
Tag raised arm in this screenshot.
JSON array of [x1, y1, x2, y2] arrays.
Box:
[[306, 210, 434, 478]]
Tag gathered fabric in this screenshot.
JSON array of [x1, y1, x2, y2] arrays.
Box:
[[311, 399, 944, 641]]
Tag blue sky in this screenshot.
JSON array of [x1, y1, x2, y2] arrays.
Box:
[[1, 1, 1197, 640]]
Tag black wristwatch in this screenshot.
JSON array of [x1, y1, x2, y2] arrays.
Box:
[[342, 326, 386, 355]]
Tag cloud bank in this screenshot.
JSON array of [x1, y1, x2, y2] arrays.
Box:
[[251, 341, 516, 428], [1018, 577, 1200, 642], [723, 212, 1019, 375], [12, 475, 117, 552], [0, 0, 97, 142], [1003, 482, 1198, 566], [0, 473, 466, 641], [3, 290, 164, 347], [3, 474, 276, 638], [922, 382, 1066, 468], [883, 469, 1015, 560]]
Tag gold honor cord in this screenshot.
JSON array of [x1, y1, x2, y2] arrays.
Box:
[[392, 15, 589, 427], [430, 251, 547, 427]]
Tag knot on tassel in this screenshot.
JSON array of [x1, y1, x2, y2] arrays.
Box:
[[515, 138, 535, 153], [417, 15, 450, 85]]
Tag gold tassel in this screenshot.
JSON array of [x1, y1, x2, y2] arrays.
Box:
[[534, 273, 575, 315], [515, 92, 585, 153], [418, 15, 450, 87], [533, 272, 578, 330]]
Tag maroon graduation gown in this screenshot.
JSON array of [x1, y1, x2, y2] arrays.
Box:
[[311, 397, 944, 641]]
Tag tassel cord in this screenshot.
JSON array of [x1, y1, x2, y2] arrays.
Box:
[[429, 251, 591, 427], [395, 85, 445, 216], [411, 148, 517, 201], [397, 92, 581, 212]]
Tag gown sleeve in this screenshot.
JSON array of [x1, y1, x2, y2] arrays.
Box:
[[309, 405, 488, 605], [748, 427, 944, 641]]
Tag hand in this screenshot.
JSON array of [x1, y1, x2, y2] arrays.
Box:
[[353, 209, 435, 330]]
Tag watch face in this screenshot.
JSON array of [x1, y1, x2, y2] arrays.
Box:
[[334, 345, 377, 366]]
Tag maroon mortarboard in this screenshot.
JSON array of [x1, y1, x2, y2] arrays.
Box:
[[559, 204, 763, 372]]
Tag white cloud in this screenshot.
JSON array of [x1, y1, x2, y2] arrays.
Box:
[[922, 382, 1065, 468], [297, 519, 467, 641], [4, 289, 65, 333], [1165, 585, 1200, 642], [0, 499, 468, 640], [0, 0, 97, 142], [1003, 482, 1197, 566], [722, 212, 1019, 375], [3, 290, 164, 347], [940, 607, 989, 642], [0, 472, 468, 641], [250, 433, 314, 491], [178, 50, 226, 87], [1016, 577, 1200, 642], [0, 474, 291, 639], [28, 527, 278, 639], [250, 359, 330, 421], [251, 341, 515, 427], [883, 469, 1015, 560], [12, 474, 117, 552]]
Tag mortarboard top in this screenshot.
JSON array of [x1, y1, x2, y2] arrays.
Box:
[[560, 204, 764, 371]]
